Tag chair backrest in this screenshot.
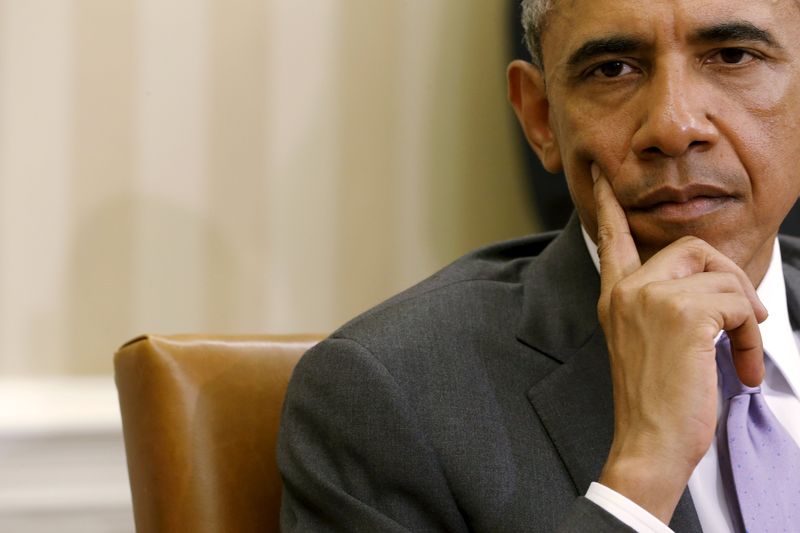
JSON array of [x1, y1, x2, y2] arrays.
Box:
[[114, 334, 323, 533]]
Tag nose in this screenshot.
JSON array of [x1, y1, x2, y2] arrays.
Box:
[[630, 63, 718, 159]]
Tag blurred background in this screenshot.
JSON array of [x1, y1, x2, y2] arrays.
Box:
[[1, 0, 540, 376], [0, 0, 546, 530]]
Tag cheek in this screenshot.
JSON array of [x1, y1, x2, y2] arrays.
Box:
[[550, 101, 639, 234], [725, 76, 800, 206], [554, 101, 638, 185]]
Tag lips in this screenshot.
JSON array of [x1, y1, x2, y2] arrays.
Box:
[[626, 184, 736, 221], [630, 184, 732, 209]]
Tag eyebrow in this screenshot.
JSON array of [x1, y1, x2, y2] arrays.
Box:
[[565, 21, 782, 71], [689, 21, 782, 49], [566, 36, 644, 69]]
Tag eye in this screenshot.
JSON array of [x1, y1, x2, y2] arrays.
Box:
[[720, 49, 746, 63], [707, 48, 759, 65], [590, 61, 636, 79]]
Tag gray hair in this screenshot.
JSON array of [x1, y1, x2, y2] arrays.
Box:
[[521, 0, 556, 70]]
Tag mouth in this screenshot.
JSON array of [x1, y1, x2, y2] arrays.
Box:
[[627, 184, 736, 222]]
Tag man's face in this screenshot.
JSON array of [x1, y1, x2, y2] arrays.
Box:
[[522, 0, 800, 280]]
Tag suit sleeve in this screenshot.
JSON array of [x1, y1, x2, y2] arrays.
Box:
[[277, 336, 469, 532], [277, 336, 636, 532]]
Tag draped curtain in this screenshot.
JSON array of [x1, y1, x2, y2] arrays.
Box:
[[0, 0, 534, 374]]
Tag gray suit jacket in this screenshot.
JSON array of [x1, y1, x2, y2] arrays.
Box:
[[278, 214, 800, 532]]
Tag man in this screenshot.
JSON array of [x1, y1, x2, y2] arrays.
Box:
[[278, 0, 800, 531]]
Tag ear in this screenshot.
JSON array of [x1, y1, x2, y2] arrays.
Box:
[[507, 60, 563, 173]]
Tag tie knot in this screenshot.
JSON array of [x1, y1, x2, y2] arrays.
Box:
[[716, 333, 760, 400]]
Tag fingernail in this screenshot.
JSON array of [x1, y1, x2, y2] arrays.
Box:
[[591, 163, 600, 183]]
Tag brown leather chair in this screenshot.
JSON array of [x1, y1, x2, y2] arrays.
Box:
[[114, 334, 323, 533]]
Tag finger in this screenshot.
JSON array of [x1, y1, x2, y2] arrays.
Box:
[[678, 292, 764, 387], [689, 292, 764, 386], [593, 163, 641, 288], [727, 315, 765, 387], [643, 272, 761, 302], [625, 237, 768, 323]]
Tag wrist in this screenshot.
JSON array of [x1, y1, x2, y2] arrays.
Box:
[[599, 447, 694, 524]]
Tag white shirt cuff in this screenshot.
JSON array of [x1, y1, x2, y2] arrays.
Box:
[[585, 482, 674, 533]]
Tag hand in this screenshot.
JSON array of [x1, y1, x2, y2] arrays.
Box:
[[592, 164, 767, 524]]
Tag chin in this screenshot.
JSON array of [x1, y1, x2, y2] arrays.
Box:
[[632, 226, 732, 262]]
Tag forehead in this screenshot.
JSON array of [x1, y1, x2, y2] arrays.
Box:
[[542, 0, 799, 70]]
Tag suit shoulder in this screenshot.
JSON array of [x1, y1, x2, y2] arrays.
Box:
[[413, 230, 560, 289], [330, 230, 559, 346]]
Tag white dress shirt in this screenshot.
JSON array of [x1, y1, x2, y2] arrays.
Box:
[[579, 230, 800, 532]]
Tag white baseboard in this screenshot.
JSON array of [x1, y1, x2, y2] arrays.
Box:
[[0, 377, 135, 533]]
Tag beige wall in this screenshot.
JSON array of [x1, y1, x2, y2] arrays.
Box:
[[0, 0, 536, 375]]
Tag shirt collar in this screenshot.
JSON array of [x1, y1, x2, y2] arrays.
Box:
[[756, 238, 800, 396]]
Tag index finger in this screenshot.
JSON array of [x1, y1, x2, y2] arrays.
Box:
[[593, 163, 641, 287]]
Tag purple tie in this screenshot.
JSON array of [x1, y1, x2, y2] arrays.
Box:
[[716, 334, 800, 532]]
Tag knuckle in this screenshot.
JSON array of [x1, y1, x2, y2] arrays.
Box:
[[596, 222, 614, 245], [678, 235, 710, 257], [596, 223, 632, 252], [676, 235, 704, 247], [734, 292, 752, 309], [608, 284, 624, 308], [665, 293, 693, 317], [721, 272, 740, 290], [596, 228, 615, 257], [638, 282, 660, 307], [597, 241, 613, 262], [609, 280, 635, 309]]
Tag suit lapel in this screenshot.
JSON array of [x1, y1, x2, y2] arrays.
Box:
[[518, 214, 702, 531], [525, 327, 613, 492], [517, 215, 614, 493]]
